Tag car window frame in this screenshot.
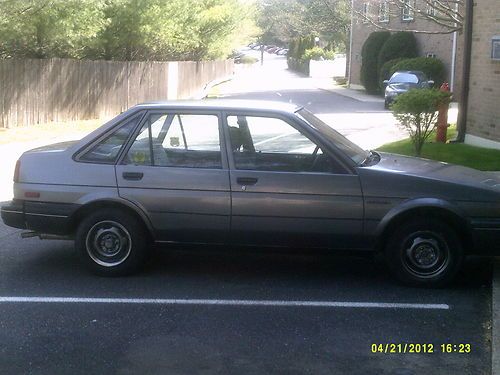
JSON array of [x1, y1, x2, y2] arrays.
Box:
[[118, 108, 229, 170], [221, 110, 354, 175], [73, 110, 147, 165]]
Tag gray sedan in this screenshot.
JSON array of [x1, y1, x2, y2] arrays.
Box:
[[1, 100, 499, 286]]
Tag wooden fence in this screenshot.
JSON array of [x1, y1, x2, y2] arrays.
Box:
[[0, 58, 234, 128]]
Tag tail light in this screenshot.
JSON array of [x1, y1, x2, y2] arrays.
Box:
[[13, 160, 20, 183]]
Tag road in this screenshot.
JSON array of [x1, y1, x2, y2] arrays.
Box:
[[0, 52, 492, 375]]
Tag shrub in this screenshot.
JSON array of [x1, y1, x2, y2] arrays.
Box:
[[303, 47, 335, 61], [390, 57, 447, 88], [391, 89, 452, 156], [287, 35, 316, 75], [377, 32, 418, 73], [360, 31, 391, 94]]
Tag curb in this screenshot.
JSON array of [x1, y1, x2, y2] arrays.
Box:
[[492, 259, 500, 375], [316, 85, 385, 103]]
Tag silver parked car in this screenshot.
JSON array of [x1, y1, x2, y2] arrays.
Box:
[[1, 100, 499, 286]]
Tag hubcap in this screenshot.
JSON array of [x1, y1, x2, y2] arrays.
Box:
[[86, 221, 132, 267], [402, 232, 449, 278]]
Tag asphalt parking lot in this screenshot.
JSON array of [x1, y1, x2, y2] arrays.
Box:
[[0, 219, 492, 375]]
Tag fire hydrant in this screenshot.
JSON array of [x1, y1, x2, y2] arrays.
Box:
[[436, 82, 451, 143]]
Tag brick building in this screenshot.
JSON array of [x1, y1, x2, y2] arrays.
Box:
[[463, 0, 500, 148], [348, 0, 464, 97]]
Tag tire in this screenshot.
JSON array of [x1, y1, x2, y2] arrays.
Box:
[[384, 99, 389, 109], [384, 218, 464, 287], [75, 208, 150, 276]]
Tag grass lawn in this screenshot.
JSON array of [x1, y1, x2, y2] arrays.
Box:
[[377, 127, 500, 171]]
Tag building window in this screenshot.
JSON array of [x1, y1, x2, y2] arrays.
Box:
[[379, 1, 389, 23], [362, 2, 370, 24], [427, 0, 437, 16], [402, 0, 414, 21]]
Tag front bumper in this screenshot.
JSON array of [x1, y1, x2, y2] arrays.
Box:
[[1, 200, 79, 235]]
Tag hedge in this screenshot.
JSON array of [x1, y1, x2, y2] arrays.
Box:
[[377, 32, 418, 74], [390, 57, 447, 88], [360, 31, 391, 93]]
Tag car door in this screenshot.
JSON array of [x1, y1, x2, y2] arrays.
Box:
[[223, 112, 364, 249], [116, 109, 230, 244]]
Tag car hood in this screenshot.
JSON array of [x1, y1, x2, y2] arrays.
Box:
[[387, 82, 418, 92], [370, 152, 500, 191]]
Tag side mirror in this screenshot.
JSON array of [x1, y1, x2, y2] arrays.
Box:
[[383, 80, 389, 86]]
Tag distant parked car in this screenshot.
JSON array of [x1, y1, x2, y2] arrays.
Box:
[[383, 71, 434, 109], [277, 49, 288, 56], [2, 100, 499, 286]]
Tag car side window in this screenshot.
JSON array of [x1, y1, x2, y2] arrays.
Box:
[[126, 112, 222, 169], [227, 115, 335, 173], [80, 113, 143, 163]]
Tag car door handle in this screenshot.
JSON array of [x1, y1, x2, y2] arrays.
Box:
[[122, 172, 144, 181], [236, 177, 258, 185]]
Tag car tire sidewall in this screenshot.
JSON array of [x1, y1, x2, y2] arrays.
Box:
[[75, 209, 149, 276], [385, 219, 464, 287]]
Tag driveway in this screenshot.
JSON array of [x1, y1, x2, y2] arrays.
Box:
[[212, 53, 408, 151]]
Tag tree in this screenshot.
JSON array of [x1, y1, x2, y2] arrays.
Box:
[[353, 0, 464, 34], [0, 0, 256, 61], [256, 0, 350, 51], [0, 0, 106, 59]]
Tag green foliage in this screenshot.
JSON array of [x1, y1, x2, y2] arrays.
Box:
[[257, 0, 350, 52], [377, 32, 418, 73], [303, 47, 334, 61], [287, 35, 316, 75], [237, 55, 258, 64], [378, 127, 500, 171], [391, 89, 452, 156], [0, 0, 257, 61], [360, 31, 390, 94], [0, 0, 106, 59], [379, 58, 405, 88], [390, 57, 447, 88]]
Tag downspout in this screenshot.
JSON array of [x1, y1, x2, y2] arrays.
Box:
[[450, 2, 459, 92], [456, 0, 474, 142], [450, 31, 458, 91]]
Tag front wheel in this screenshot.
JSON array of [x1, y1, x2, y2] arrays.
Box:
[[75, 208, 150, 276], [384, 219, 464, 287]]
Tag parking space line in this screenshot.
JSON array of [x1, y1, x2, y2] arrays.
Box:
[[0, 297, 450, 310]]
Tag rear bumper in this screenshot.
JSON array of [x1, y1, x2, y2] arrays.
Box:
[[471, 219, 500, 255], [1, 200, 79, 235], [0, 200, 25, 229]]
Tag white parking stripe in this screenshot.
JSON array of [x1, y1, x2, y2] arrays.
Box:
[[0, 297, 449, 310]]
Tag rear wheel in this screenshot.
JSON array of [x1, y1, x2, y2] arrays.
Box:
[[75, 208, 150, 276], [384, 218, 464, 287]]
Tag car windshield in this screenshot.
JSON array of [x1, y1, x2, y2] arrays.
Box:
[[296, 108, 369, 165], [390, 73, 419, 84]]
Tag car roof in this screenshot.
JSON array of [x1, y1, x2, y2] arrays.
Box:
[[133, 99, 301, 113]]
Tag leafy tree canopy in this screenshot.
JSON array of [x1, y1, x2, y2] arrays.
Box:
[[0, 0, 258, 60]]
